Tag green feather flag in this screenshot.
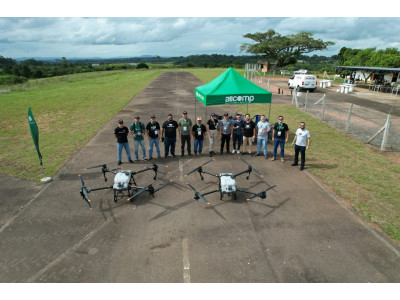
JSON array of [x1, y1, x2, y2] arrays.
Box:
[[28, 107, 43, 166]]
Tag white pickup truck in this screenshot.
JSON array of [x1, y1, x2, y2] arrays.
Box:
[[288, 74, 318, 92]]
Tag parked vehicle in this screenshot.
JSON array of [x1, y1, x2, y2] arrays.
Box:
[[288, 73, 317, 91]]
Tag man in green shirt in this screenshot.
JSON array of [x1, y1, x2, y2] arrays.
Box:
[[130, 116, 147, 161], [178, 111, 192, 157]]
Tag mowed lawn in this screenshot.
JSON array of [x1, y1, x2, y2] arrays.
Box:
[[1, 68, 399, 242], [0, 69, 163, 181], [236, 103, 400, 243]]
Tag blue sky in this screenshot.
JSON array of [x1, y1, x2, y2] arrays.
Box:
[[2, 1, 399, 59]]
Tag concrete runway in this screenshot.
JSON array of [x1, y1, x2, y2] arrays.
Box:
[[1, 72, 399, 282]]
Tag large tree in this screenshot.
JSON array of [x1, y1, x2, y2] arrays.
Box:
[[240, 29, 334, 68]]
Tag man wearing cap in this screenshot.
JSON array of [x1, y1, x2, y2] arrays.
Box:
[[130, 116, 147, 161], [146, 115, 161, 160], [192, 117, 207, 156], [219, 112, 233, 154], [241, 114, 256, 156], [161, 114, 179, 158], [207, 113, 219, 157], [114, 119, 133, 165], [178, 111, 192, 157], [232, 114, 244, 154]]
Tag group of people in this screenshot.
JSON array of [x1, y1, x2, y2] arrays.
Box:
[[114, 111, 311, 170]]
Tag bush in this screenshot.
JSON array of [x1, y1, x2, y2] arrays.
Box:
[[136, 63, 149, 69], [0, 74, 27, 85]]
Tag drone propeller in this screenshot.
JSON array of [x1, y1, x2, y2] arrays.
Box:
[[246, 184, 278, 201], [186, 183, 210, 205], [79, 175, 92, 209], [84, 164, 107, 170], [185, 159, 214, 176], [84, 163, 120, 182], [240, 158, 263, 177]]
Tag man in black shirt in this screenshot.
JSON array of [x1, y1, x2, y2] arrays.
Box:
[[241, 114, 256, 155], [161, 114, 179, 158], [207, 113, 219, 157], [192, 117, 207, 156], [114, 119, 133, 165], [271, 115, 290, 162], [146, 115, 161, 160]]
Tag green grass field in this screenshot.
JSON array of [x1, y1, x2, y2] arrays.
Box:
[[1, 68, 399, 242]]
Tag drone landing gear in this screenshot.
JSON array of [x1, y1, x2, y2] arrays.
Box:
[[219, 192, 237, 200], [114, 190, 126, 203]]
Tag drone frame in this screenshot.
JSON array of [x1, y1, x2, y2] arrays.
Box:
[[185, 158, 277, 204], [79, 163, 169, 209]]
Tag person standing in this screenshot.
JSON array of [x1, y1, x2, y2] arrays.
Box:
[[255, 115, 271, 159], [114, 119, 133, 165], [161, 114, 179, 158], [241, 114, 256, 156], [146, 115, 161, 160], [232, 114, 244, 154], [192, 117, 207, 156], [219, 112, 233, 154], [130, 116, 147, 161], [207, 113, 219, 157], [271, 116, 289, 162], [178, 111, 192, 157], [291, 122, 311, 171]]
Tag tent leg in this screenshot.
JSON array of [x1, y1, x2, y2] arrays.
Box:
[[268, 102, 271, 121], [194, 97, 197, 121]]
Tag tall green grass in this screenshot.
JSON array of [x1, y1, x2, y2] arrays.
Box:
[[238, 103, 400, 242], [0, 69, 163, 180]]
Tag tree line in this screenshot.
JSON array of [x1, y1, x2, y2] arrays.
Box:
[[1, 28, 399, 85]]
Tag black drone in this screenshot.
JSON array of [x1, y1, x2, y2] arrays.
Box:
[[79, 163, 170, 209], [185, 158, 277, 205]]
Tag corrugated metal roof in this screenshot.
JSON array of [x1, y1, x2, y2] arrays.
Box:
[[336, 66, 400, 72]]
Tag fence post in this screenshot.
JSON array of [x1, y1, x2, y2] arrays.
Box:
[[305, 91, 308, 112], [345, 103, 354, 133], [381, 115, 391, 152], [322, 96, 326, 120]]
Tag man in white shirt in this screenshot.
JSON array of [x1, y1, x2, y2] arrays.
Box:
[[291, 122, 311, 171], [255, 115, 271, 159]]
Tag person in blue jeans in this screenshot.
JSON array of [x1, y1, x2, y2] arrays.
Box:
[[146, 115, 161, 160], [232, 114, 244, 154], [192, 117, 207, 156], [271, 116, 289, 162], [130, 116, 147, 161], [114, 119, 133, 165], [255, 115, 271, 159], [161, 114, 179, 158]]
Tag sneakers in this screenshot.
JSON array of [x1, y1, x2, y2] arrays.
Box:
[[264, 155, 268, 159], [118, 161, 122, 165], [193, 153, 197, 157], [271, 157, 276, 161], [129, 159, 134, 163], [148, 157, 152, 161], [255, 153, 260, 156], [144, 158, 147, 161], [180, 153, 184, 157], [300, 166, 304, 171], [281, 157, 285, 163], [232, 149, 236, 154], [158, 156, 162, 159], [209, 152, 213, 157], [291, 163, 298, 166], [237, 150, 240, 154]]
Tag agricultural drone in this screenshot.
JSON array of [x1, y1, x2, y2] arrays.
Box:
[[185, 158, 277, 205], [79, 163, 170, 209]]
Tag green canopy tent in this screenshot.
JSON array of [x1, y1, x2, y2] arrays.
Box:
[[194, 67, 272, 119]]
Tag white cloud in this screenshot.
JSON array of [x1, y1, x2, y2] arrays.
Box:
[[1, 17, 400, 58]]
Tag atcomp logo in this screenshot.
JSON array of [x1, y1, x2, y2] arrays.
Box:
[[225, 95, 254, 103], [196, 91, 204, 101]]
